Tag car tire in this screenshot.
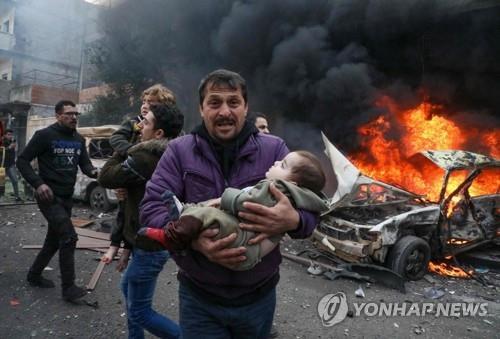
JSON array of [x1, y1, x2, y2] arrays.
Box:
[[89, 186, 112, 212], [386, 235, 431, 281]]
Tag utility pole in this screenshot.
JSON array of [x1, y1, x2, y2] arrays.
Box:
[[78, 4, 87, 92]]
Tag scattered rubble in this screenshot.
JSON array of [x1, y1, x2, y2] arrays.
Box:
[[10, 297, 20, 306], [354, 286, 365, 298], [2, 203, 499, 338], [423, 286, 445, 299]]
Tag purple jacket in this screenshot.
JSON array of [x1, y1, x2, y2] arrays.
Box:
[[140, 132, 318, 299]]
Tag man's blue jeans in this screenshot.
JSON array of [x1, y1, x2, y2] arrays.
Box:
[[178, 282, 275, 339], [121, 248, 180, 339], [6, 165, 19, 197]]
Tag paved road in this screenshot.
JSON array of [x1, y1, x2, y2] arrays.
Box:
[[0, 204, 498, 338]]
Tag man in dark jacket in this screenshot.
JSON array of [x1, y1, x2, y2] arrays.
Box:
[[250, 112, 270, 134], [17, 100, 97, 301], [98, 103, 183, 338], [140, 69, 318, 338], [1, 129, 22, 201]]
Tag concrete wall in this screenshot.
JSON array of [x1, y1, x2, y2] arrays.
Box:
[[0, 58, 13, 80], [0, 31, 15, 51], [30, 84, 79, 106], [0, 0, 99, 147], [9, 0, 100, 90], [0, 6, 15, 34], [0, 79, 13, 103], [9, 84, 79, 106], [0, 3, 15, 82], [30, 104, 53, 118], [15, 0, 89, 66], [79, 85, 110, 104], [25, 112, 55, 143], [9, 84, 32, 103], [13, 57, 79, 89]]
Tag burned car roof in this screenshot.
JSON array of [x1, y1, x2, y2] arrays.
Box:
[[419, 150, 500, 171]]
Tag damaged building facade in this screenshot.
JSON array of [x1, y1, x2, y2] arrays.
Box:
[[0, 0, 100, 148]]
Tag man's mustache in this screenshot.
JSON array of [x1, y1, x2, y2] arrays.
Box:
[[215, 117, 236, 124]]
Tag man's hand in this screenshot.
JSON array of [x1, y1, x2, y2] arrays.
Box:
[[36, 184, 54, 203], [239, 183, 300, 245], [192, 228, 246, 269], [115, 188, 128, 201], [90, 168, 99, 178], [116, 249, 131, 272], [101, 246, 118, 264]]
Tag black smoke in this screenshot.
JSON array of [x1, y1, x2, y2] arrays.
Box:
[[94, 0, 500, 152]]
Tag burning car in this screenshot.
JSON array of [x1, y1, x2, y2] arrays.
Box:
[[315, 133, 500, 280]]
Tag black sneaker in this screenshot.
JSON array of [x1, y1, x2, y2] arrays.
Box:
[[62, 285, 87, 302], [27, 274, 55, 288], [15, 197, 24, 202]]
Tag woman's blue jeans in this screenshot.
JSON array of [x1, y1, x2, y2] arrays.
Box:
[[121, 248, 180, 339], [178, 282, 276, 339]]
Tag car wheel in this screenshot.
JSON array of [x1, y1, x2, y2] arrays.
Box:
[[89, 186, 112, 212], [386, 235, 431, 281]]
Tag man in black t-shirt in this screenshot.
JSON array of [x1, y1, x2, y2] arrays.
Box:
[[17, 100, 97, 302]]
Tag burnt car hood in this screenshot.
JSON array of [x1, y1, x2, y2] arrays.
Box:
[[322, 133, 421, 209]]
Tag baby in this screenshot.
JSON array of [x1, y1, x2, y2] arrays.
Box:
[[139, 150, 328, 270]]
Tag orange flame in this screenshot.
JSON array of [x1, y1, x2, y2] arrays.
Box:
[[428, 260, 473, 278], [429, 243, 472, 278], [350, 98, 499, 201], [447, 238, 470, 246]]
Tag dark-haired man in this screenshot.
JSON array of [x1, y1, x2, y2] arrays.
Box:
[[250, 112, 270, 134], [140, 69, 318, 338], [99, 102, 184, 338], [17, 100, 97, 301], [1, 129, 22, 201]]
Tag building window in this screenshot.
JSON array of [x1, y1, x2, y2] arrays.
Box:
[[2, 20, 10, 33], [1, 73, 8, 80]]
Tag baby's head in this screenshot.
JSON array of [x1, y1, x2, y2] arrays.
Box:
[[266, 151, 325, 194]]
